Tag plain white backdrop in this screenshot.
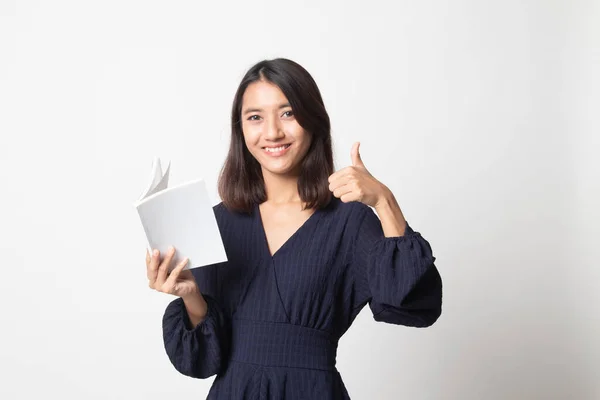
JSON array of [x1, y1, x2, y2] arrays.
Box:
[[1, 1, 598, 399]]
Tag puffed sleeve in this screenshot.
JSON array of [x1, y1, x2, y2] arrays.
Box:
[[352, 205, 442, 328], [162, 260, 230, 379]]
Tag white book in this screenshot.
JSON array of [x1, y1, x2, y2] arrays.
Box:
[[133, 157, 228, 271]]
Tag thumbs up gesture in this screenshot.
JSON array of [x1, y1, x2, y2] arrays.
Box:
[[328, 142, 391, 208]]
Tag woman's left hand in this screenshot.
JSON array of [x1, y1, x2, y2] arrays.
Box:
[[328, 142, 391, 207]]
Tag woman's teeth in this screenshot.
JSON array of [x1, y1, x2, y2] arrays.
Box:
[[265, 144, 290, 153]]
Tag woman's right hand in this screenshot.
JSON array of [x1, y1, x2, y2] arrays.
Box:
[[146, 246, 199, 298]]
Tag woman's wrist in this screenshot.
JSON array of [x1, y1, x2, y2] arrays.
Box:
[[182, 289, 208, 324], [374, 190, 407, 237]]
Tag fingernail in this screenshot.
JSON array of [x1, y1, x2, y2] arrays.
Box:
[[153, 249, 158, 256]]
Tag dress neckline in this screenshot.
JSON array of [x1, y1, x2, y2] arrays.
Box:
[[255, 203, 324, 259]]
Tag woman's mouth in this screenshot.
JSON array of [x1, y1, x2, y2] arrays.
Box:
[[263, 144, 292, 157]]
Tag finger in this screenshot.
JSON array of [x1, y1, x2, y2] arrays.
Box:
[[328, 175, 352, 192], [157, 246, 175, 286], [328, 166, 353, 184], [351, 142, 365, 168], [165, 257, 189, 290], [145, 248, 151, 280], [332, 184, 353, 199], [340, 192, 359, 203], [147, 249, 160, 284]]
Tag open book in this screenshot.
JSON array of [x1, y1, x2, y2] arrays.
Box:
[[133, 157, 227, 271]]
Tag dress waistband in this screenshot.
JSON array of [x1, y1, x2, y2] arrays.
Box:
[[229, 319, 338, 371]]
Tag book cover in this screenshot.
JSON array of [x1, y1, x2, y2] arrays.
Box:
[[134, 158, 227, 271]]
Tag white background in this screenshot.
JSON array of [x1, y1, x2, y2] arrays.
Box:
[[1, 1, 598, 399]]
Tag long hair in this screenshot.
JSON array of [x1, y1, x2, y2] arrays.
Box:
[[218, 58, 334, 213]]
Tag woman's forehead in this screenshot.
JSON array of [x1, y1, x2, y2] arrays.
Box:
[[242, 81, 289, 108]]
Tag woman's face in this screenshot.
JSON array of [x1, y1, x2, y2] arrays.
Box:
[[241, 80, 312, 177]]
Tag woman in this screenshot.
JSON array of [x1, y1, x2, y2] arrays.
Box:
[[146, 58, 442, 399]]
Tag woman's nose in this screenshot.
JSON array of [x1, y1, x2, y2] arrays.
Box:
[[264, 118, 285, 140]]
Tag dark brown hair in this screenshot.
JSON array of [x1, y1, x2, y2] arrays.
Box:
[[218, 58, 334, 213]]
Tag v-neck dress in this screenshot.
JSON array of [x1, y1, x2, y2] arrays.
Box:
[[162, 197, 442, 399]]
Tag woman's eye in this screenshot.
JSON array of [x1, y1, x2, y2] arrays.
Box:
[[247, 115, 260, 121], [282, 110, 294, 118]]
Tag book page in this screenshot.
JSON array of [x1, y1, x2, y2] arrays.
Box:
[[145, 160, 170, 198], [138, 158, 170, 201]]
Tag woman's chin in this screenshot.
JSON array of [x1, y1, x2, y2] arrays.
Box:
[[261, 163, 299, 177]]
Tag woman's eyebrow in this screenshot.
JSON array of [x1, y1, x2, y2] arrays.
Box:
[[242, 103, 291, 115]]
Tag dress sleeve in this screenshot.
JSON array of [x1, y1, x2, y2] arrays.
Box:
[[162, 261, 230, 379], [352, 206, 442, 327]]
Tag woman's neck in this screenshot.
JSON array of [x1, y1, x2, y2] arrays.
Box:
[[262, 169, 301, 205]]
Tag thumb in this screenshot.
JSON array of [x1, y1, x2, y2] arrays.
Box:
[[351, 142, 365, 167]]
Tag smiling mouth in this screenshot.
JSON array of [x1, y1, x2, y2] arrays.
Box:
[[263, 144, 291, 153]]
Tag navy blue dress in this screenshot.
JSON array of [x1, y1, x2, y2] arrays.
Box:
[[162, 197, 442, 399]]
